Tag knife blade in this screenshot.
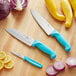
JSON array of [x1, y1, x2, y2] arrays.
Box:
[[6, 28, 34, 46], [10, 51, 43, 68], [6, 28, 56, 59], [30, 9, 71, 52]]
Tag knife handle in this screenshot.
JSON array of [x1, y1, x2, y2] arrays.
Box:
[[32, 40, 56, 59], [24, 56, 43, 68], [51, 30, 71, 52]]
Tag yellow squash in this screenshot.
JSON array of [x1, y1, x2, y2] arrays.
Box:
[[69, 0, 76, 19], [0, 55, 11, 63], [5, 60, 14, 69], [45, 0, 65, 21], [0, 62, 4, 70], [61, 0, 73, 28]]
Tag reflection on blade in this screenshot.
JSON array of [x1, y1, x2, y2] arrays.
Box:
[[6, 28, 34, 46]]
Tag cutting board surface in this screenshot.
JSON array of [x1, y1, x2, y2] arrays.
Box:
[[0, 0, 76, 76]]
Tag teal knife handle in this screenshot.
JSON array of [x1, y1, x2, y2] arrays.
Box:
[[32, 40, 56, 59], [51, 30, 71, 52], [24, 56, 42, 68]]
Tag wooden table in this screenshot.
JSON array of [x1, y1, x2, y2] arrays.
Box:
[[0, 0, 76, 76]]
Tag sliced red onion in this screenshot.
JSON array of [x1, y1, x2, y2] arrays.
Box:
[[46, 65, 58, 76], [10, 0, 28, 11], [66, 57, 76, 68], [53, 61, 65, 71]]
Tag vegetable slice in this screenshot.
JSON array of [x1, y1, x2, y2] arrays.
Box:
[[46, 65, 58, 76], [66, 57, 76, 67], [0, 51, 6, 59], [5, 60, 14, 69], [0, 62, 4, 70], [53, 61, 65, 71], [0, 55, 11, 63]]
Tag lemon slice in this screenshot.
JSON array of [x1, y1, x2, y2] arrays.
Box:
[[5, 60, 14, 69], [0, 62, 4, 70], [0, 55, 11, 63], [0, 51, 6, 59]]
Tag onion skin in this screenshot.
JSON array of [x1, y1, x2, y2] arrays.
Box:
[[0, 0, 10, 20], [10, 0, 28, 11]]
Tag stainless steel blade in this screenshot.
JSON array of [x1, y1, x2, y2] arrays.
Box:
[[10, 51, 24, 59], [6, 28, 34, 46], [30, 9, 54, 35]]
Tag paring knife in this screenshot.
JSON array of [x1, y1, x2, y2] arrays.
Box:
[[10, 51, 42, 68], [30, 9, 71, 52], [6, 28, 56, 59]]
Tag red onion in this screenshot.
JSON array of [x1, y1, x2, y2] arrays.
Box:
[[53, 61, 65, 71], [10, 0, 28, 11], [0, 0, 10, 20], [46, 65, 58, 76], [66, 57, 76, 68]]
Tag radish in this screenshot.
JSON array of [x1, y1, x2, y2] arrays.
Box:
[[66, 57, 76, 68], [53, 61, 65, 71], [46, 65, 58, 76]]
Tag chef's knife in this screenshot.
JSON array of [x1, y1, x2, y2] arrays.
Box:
[[6, 28, 56, 59], [10, 51, 43, 68], [30, 9, 71, 52]]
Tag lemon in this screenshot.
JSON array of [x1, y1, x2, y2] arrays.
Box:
[[0, 51, 6, 59], [5, 60, 14, 69]]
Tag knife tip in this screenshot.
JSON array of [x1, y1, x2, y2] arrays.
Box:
[[30, 8, 32, 11], [5, 28, 15, 34], [10, 51, 16, 55], [10, 50, 14, 53], [5, 28, 10, 32], [30, 8, 34, 13]]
